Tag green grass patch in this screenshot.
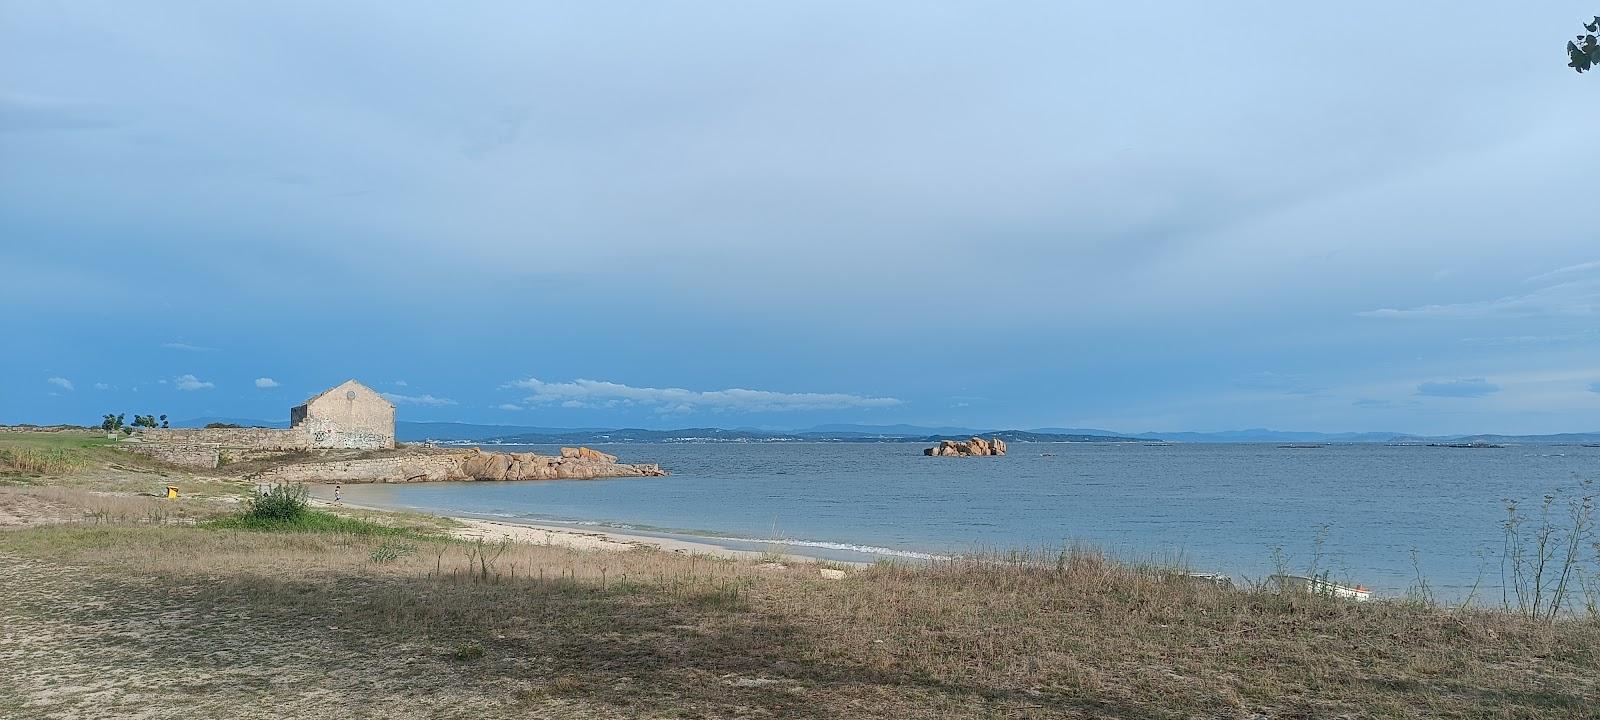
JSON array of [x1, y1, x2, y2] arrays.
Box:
[[0, 431, 116, 451], [205, 509, 426, 537]]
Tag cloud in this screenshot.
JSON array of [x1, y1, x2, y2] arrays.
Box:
[[503, 377, 902, 413], [254, 377, 280, 388], [1362, 263, 1600, 320], [46, 377, 73, 391], [161, 342, 219, 352], [1527, 260, 1600, 284], [0, 93, 117, 132], [393, 380, 408, 387], [494, 403, 522, 411], [1360, 283, 1599, 320], [1415, 378, 1500, 398], [1458, 329, 1600, 347], [382, 392, 457, 406], [174, 374, 214, 391], [93, 382, 112, 390]]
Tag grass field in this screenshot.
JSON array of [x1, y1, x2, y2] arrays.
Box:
[[2, 496, 1598, 718], [1, 431, 1596, 718]]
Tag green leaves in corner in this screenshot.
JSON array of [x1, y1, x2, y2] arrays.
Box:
[[1570, 17, 1600, 73]]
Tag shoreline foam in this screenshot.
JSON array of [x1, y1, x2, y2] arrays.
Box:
[[312, 492, 875, 565]]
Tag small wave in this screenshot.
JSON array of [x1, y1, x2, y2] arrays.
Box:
[[718, 536, 949, 560]]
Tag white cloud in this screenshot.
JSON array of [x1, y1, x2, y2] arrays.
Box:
[[161, 341, 219, 352], [1363, 263, 1600, 320], [254, 377, 280, 388], [393, 380, 408, 386], [46, 376, 73, 391], [503, 377, 902, 413], [382, 392, 457, 406], [174, 374, 214, 391], [494, 403, 522, 411], [93, 382, 112, 390], [1527, 260, 1600, 284], [1415, 378, 1500, 398]]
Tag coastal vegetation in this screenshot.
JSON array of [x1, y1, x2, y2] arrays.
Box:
[[1, 430, 1597, 717]]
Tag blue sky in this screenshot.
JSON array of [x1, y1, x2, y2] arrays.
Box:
[[4, 2, 1599, 434]]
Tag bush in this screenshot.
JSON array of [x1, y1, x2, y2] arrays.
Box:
[[369, 541, 419, 563], [207, 509, 420, 536], [245, 484, 310, 522]]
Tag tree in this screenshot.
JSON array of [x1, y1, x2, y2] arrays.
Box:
[[1568, 17, 1600, 73], [160, 414, 169, 429], [100, 413, 125, 438]]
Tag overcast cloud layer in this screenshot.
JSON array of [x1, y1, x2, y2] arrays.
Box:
[[4, 2, 1599, 434]]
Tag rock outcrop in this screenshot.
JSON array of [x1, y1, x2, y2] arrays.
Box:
[[460, 447, 660, 481], [923, 437, 1007, 457], [252, 446, 666, 484]]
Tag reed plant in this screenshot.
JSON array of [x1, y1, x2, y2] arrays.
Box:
[[1500, 478, 1596, 621], [0, 446, 91, 475]]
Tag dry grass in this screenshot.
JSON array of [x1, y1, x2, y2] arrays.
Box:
[[1, 493, 1597, 719], [0, 446, 92, 475]]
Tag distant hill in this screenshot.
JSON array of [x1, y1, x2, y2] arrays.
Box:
[[1390, 432, 1600, 445], [467, 427, 1145, 445], [175, 417, 288, 429], [803, 423, 989, 437], [178, 418, 1600, 445], [396, 422, 608, 442]]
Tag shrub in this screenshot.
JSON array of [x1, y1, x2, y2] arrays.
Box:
[[207, 509, 420, 536], [369, 541, 419, 563], [245, 484, 310, 522]]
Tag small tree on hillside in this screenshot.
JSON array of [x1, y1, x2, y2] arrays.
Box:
[[1568, 17, 1600, 72], [159, 414, 169, 429], [100, 413, 125, 438]]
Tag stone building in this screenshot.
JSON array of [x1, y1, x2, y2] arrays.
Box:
[[127, 379, 396, 466], [289, 380, 395, 450]]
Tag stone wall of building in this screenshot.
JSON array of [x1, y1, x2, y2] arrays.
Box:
[[292, 380, 395, 449]]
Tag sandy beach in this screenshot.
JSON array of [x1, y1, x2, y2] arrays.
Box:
[[313, 494, 857, 569]]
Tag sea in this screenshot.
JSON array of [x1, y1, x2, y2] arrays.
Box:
[[335, 442, 1597, 601]]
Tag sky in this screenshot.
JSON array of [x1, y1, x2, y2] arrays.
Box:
[[4, 2, 1599, 435]]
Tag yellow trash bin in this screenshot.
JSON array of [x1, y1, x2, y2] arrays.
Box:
[[165, 485, 179, 499]]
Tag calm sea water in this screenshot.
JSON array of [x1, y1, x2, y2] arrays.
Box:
[[336, 442, 1597, 599]]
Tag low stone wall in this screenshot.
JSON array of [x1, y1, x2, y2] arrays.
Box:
[[121, 443, 223, 469], [254, 454, 468, 484], [250, 447, 667, 484], [136, 427, 311, 451]]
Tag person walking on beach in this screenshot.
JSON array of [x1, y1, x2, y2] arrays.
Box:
[[334, 483, 341, 504]]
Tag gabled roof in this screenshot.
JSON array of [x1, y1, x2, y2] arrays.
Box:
[[293, 379, 394, 410]]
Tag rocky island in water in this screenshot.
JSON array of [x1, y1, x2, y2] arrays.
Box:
[[924, 437, 1007, 457]]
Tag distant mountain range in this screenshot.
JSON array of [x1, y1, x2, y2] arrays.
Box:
[[173, 418, 1600, 445]]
